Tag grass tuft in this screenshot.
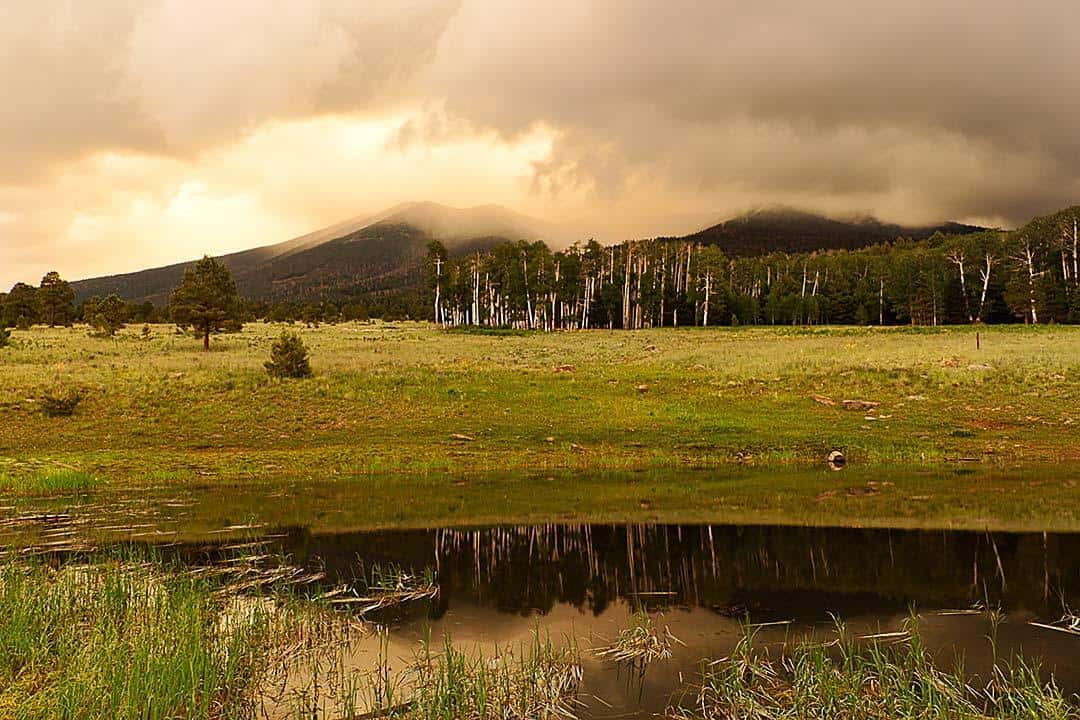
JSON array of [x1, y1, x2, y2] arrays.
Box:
[[667, 617, 1080, 719], [0, 469, 99, 495], [595, 609, 680, 667]]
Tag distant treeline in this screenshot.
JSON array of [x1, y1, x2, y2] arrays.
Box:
[[424, 206, 1080, 328], [3, 206, 1078, 330], [0, 274, 424, 330]]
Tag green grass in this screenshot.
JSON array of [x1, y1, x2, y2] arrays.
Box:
[[0, 469, 100, 495], [0, 557, 280, 719], [1, 553, 1076, 720], [0, 322, 1077, 527], [670, 616, 1079, 719]]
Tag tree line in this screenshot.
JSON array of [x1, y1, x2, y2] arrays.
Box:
[[0, 257, 244, 348], [424, 207, 1080, 328], [0, 274, 162, 333], [4, 205, 1078, 337]]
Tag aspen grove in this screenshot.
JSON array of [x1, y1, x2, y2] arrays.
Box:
[[425, 207, 1080, 329]]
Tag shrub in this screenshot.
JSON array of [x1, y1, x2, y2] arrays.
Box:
[[265, 332, 312, 378], [40, 386, 84, 417], [84, 293, 127, 337], [0, 326, 10, 348]]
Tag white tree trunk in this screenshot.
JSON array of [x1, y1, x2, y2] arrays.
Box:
[[977, 254, 994, 323]]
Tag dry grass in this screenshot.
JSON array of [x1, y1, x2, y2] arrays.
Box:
[[667, 617, 1080, 719], [595, 610, 681, 667]]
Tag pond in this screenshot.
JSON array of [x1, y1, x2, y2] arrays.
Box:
[[2, 478, 1079, 717]]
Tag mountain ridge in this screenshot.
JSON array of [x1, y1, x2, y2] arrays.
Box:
[[71, 202, 559, 304], [667, 206, 989, 256], [71, 203, 989, 304]]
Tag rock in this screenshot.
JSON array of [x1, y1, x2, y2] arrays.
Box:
[[827, 450, 846, 469], [812, 394, 836, 406], [450, 433, 474, 441], [636, 384, 649, 393], [842, 399, 879, 411], [545, 436, 555, 443]]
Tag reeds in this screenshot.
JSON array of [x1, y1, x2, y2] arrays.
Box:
[[321, 562, 439, 616], [595, 609, 681, 667], [380, 630, 584, 720], [667, 616, 1080, 719], [0, 553, 350, 720]]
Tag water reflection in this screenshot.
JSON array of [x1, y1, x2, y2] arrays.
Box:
[[267, 523, 1078, 620], [234, 523, 1080, 715], [3, 504, 1079, 716]]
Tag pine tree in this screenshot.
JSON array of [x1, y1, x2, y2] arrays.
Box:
[[169, 256, 241, 350], [265, 332, 312, 378], [38, 271, 75, 327]]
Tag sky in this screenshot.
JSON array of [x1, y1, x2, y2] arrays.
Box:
[[2, 0, 1078, 288]]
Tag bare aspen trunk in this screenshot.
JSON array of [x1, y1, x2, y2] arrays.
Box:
[[703, 271, 712, 326], [434, 256, 443, 325], [947, 250, 973, 322], [878, 277, 884, 325], [1024, 241, 1039, 324], [521, 254, 532, 330], [471, 256, 479, 326], [977, 254, 994, 323], [551, 260, 560, 330], [659, 254, 666, 326], [1073, 219, 1079, 286], [685, 245, 692, 301]]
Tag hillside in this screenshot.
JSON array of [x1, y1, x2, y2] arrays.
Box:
[[71, 202, 558, 304], [71, 203, 990, 305], [668, 207, 988, 256]]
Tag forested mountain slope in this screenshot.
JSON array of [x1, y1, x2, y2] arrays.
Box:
[[668, 207, 988, 256], [69, 202, 555, 304]]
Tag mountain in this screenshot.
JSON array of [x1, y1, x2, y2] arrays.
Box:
[[72, 202, 562, 304], [667, 207, 988, 256], [72, 202, 988, 305]]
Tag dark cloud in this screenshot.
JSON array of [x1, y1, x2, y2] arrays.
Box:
[[0, 0, 461, 182], [432, 0, 1080, 224], [2, 0, 1078, 288]]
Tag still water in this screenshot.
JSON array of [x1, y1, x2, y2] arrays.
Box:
[[2, 480, 1079, 716]]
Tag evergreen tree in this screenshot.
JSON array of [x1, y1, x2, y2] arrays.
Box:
[[3, 283, 39, 329], [265, 331, 313, 378], [85, 294, 128, 336], [38, 271, 75, 326], [169, 256, 241, 350]]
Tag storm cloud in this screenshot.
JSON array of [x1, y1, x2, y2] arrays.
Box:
[[2, 0, 1077, 286]]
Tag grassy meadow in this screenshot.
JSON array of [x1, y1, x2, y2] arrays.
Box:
[[1, 322, 1078, 528]]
